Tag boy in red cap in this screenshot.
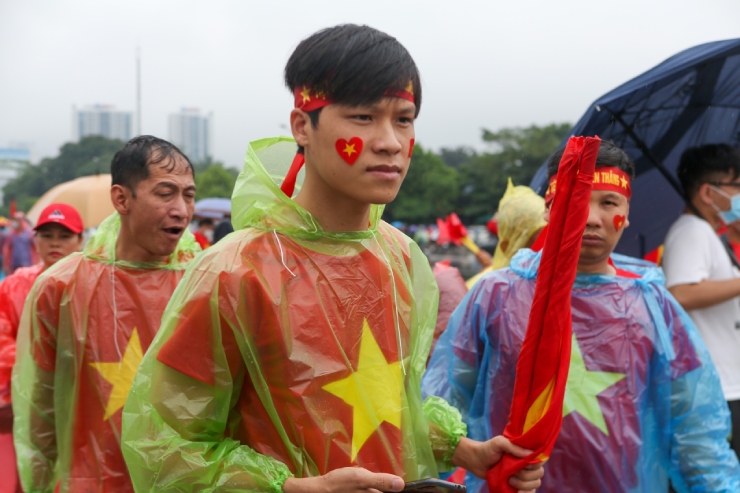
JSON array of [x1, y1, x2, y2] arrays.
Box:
[[0, 203, 84, 492]]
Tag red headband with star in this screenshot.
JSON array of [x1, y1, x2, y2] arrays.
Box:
[[545, 166, 631, 205], [281, 83, 416, 197]]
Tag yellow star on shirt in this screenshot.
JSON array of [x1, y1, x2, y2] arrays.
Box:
[[322, 320, 403, 461], [89, 328, 144, 421], [300, 86, 312, 103], [563, 333, 625, 435], [343, 143, 357, 157]]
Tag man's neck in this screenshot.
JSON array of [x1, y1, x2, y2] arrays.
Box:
[[684, 203, 721, 230], [577, 257, 616, 276], [115, 225, 167, 264], [293, 172, 372, 233]]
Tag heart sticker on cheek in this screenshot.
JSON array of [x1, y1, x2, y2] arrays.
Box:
[[613, 215, 626, 231], [335, 137, 364, 165], [408, 138, 415, 158]]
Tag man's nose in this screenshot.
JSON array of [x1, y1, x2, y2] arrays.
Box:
[[370, 120, 403, 155]]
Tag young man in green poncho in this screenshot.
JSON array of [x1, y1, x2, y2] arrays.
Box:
[[12, 136, 201, 492], [121, 25, 544, 493]]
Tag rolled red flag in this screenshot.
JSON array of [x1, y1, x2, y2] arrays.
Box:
[[486, 136, 599, 492]]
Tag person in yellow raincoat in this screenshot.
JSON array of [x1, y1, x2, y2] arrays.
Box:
[[466, 179, 546, 289], [121, 24, 544, 493], [12, 136, 200, 492]]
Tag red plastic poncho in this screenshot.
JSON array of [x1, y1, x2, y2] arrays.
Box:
[[12, 213, 200, 493], [0, 262, 44, 405], [121, 137, 467, 492]]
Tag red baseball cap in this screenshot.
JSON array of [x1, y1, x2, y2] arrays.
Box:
[[34, 203, 84, 234]]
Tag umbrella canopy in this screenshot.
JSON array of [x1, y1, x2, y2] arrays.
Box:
[[530, 38, 740, 257], [194, 197, 231, 219], [27, 174, 113, 229]]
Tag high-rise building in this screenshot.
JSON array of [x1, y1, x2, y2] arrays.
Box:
[[168, 108, 212, 163], [73, 105, 133, 142], [0, 147, 31, 205]]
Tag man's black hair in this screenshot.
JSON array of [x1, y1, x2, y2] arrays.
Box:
[[198, 218, 214, 227], [546, 140, 635, 181], [111, 135, 194, 196], [285, 24, 421, 131], [677, 144, 740, 199]]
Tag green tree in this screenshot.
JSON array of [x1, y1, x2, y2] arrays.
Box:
[[384, 144, 459, 223], [1, 135, 125, 215], [195, 163, 238, 200], [456, 122, 571, 222]]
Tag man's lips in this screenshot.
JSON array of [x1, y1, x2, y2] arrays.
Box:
[[162, 227, 185, 238], [366, 164, 402, 180], [581, 233, 604, 245]]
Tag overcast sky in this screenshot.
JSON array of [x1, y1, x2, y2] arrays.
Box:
[[2, 0, 740, 167]]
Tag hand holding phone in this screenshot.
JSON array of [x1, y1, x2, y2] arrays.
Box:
[[387, 478, 466, 492]]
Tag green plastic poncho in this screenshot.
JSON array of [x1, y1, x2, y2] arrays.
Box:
[[121, 137, 467, 492], [12, 213, 200, 493]]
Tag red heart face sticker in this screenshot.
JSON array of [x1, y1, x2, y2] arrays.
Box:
[[408, 138, 415, 158], [335, 137, 363, 165], [613, 215, 626, 231]]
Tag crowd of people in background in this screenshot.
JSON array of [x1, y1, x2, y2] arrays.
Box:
[[2, 22, 740, 493]]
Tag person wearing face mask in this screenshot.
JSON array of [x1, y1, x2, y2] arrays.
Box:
[[663, 144, 740, 459], [0, 203, 84, 493], [193, 217, 215, 249]]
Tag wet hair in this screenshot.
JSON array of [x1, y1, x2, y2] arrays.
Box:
[[285, 24, 422, 130], [111, 135, 194, 196], [677, 144, 740, 199], [546, 140, 635, 181]]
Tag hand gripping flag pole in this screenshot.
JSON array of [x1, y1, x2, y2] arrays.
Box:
[[487, 136, 599, 492]]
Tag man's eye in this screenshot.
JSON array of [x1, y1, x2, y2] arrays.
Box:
[[398, 117, 412, 124], [353, 115, 371, 121]]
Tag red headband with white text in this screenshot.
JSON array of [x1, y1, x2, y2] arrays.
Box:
[[545, 166, 631, 205]]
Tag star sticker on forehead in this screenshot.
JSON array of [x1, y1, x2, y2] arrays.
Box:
[[300, 86, 311, 103]]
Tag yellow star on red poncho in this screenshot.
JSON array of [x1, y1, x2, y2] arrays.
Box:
[[89, 328, 144, 420], [322, 319, 403, 460]]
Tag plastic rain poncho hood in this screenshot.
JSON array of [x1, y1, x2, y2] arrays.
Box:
[[423, 249, 740, 493], [121, 137, 467, 493], [12, 213, 199, 493]]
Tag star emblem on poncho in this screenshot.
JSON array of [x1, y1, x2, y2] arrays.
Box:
[[89, 328, 144, 420], [563, 333, 626, 435], [322, 319, 403, 460]]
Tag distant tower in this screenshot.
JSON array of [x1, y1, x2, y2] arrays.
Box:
[[136, 47, 142, 136], [169, 108, 212, 163]]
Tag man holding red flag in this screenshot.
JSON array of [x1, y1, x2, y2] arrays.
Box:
[[423, 140, 740, 492], [121, 25, 543, 493], [12, 136, 200, 492]]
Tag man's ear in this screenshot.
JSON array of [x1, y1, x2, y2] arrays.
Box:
[[543, 204, 551, 224], [110, 184, 132, 216], [697, 183, 714, 206], [624, 203, 631, 229], [290, 109, 310, 148]]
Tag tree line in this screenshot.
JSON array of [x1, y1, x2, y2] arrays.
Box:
[[1, 122, 571, 223]]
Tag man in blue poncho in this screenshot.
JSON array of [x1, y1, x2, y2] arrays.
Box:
[[422, 141, 740, 493]]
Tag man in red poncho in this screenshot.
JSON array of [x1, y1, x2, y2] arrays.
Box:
[[12, 136, 201, 493], [0, 203, 84, 493]]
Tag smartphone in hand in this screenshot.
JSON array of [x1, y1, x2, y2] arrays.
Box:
[[388, 478, 466, 492]]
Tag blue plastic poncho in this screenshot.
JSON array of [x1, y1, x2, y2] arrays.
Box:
[[422, 249, 740, 493]]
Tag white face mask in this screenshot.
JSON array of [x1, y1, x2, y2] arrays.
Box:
[[204, 229, 214, 243], [711, 186, 740, 224]]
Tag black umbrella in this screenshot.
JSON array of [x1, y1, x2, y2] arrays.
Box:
[[531, 38, 740, 258]]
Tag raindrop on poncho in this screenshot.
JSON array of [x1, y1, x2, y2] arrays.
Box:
[[122, 137, 467, 492], [423, 249, 740, 492], [12, 213, 200, 492]]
